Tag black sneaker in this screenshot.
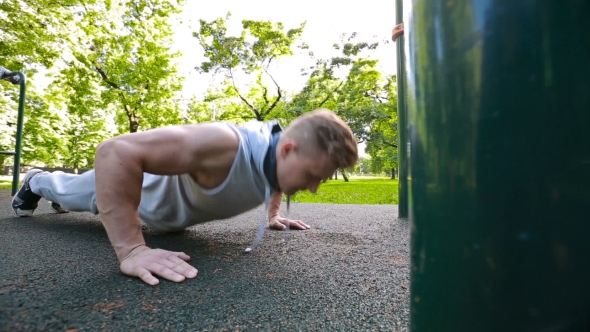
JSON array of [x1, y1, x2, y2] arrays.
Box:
[[50, 201, 69, 214], [11, 169, 43, 217]]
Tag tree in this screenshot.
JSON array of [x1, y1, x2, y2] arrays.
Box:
[[0, 80, 67, 168], [0, 0, 95, 69], [0, 0, 95, 168], [353, 156, 372, 175], [194, 14, 305, 121], [366, 144, 398, 178], [364, 75, 399, 178], [1, 0, 187, 169], [186, 81, 290, 125], [288, 33, 397, 181], [17, 92, 70, 167], [46, 65, 113, 169], [60, 0, 186, 133]]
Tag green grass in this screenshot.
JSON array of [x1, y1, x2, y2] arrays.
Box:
[[0, 175, 16, 189], [0, 175, 399, 205], [290, 177, 398, 204]]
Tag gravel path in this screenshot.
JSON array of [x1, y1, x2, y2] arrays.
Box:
[[0, 190, 410, 331]]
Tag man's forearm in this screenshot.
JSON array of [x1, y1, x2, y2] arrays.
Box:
[[99, 209, 145, 262], [95, 140, 147, 262], [267, 192, 283, 220]]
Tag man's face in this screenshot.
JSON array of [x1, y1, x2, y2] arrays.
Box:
[[276, 140, 337, 195]]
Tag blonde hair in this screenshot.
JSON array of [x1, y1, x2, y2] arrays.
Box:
[[283, 109, 358, 169]]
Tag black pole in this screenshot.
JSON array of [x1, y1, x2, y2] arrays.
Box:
[[0, 67, 26, 196], [394, 0, 408, 219], [13, 72, 26, 196], [406, 1, 590, 331]]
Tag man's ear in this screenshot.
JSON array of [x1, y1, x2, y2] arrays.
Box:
[[279, 140, 297, 158]]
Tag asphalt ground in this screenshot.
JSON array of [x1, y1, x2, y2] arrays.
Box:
[[0, 189, 410, 331]]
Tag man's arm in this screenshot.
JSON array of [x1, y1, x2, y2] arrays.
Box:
[[267, 192, 310, 230], [267, 192, 282, 221], [94, 123, 238, 285]]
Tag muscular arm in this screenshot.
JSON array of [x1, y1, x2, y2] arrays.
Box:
[[94, 123, 238, 261], [267, 192, 283, 221]]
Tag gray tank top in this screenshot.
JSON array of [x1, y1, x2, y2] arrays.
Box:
[[137, 121, 278, 232]]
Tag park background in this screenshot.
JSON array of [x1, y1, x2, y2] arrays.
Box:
[[0, 0, 400, 204]]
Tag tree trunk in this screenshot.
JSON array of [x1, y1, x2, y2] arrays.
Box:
[[341, 168, 349, 182], [126, 104, 139, 133], [0, 155, 6, 174], [391, 168, 396, 179]]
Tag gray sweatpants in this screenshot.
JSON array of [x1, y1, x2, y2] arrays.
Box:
[[30, 170, 99, 214]]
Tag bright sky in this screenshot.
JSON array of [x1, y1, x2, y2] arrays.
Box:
[[172, 0, 398, 98]]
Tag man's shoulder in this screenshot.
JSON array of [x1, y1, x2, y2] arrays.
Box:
[[227, 120, 281, 164], [233, 119, 283, 137], [239, 119, 282, 128]]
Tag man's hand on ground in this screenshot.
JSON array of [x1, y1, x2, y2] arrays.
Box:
[[269, 216, 310, 230], [120, 245, 198, 286]]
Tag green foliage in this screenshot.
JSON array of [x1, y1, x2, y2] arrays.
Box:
[[0, 180, 10, 189], [287, 33, 399, 176], [1, 0, 187, 168], [194, 14, 305, 121], [364, 75, 399, 173], [289, 178, 398, 204], [1, 4, 399, 171], [0, 82, 22, 156], [367, 148, 398, 177], [19, 93, 68, 166], [0, 80, 67, 167], [0, 0, 95, 69], [46, 66, 112, 168], [353, 157, 372, 175], [0, 0, 95, 166], [63, 0, 186, 133], [289, 32, 398, 146]]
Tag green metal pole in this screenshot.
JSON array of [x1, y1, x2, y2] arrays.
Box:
[[394, 0, 408, 219], [406, 1, 590, 331], [12, 72, 26, 196]]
